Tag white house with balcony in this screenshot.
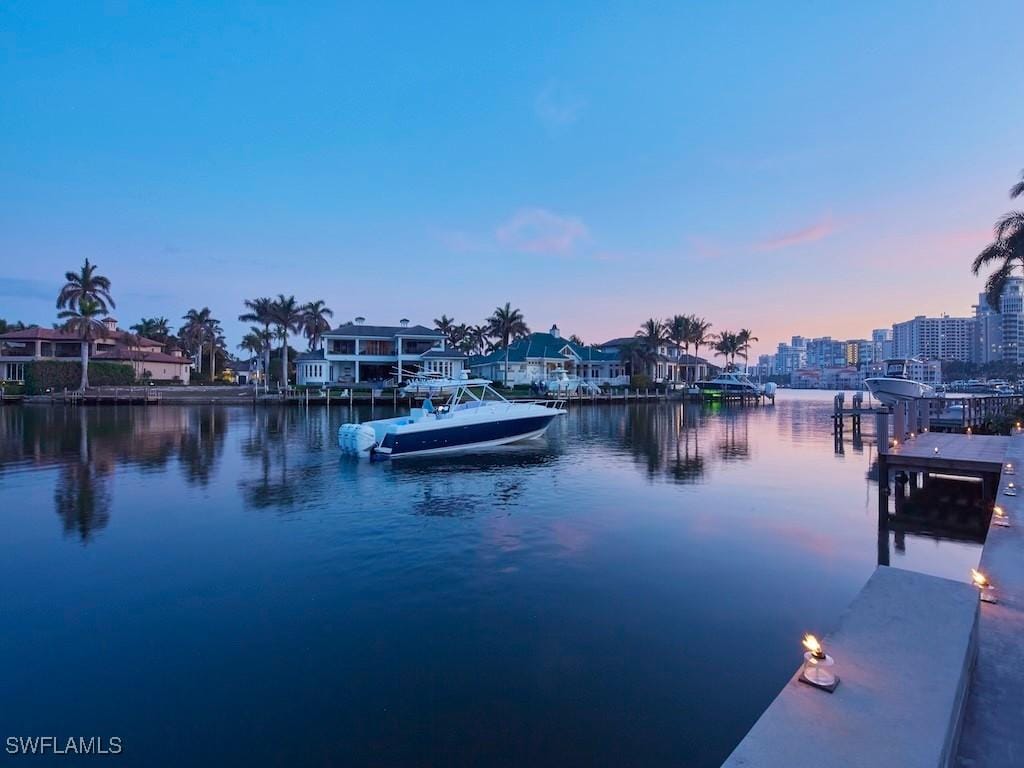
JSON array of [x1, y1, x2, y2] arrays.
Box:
[[295, 318, 465, 386]]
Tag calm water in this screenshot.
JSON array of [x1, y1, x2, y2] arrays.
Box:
[[0, 392, 983, 767]]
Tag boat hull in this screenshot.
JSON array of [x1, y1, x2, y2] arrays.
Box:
[[864, 377, 934, 406], [377, 413, 558, 458]]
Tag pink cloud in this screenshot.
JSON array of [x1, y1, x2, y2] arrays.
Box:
[[755, 213, 838, 251], [496, 207, 589, 255]]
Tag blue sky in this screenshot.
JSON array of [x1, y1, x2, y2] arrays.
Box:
[[2, 1, 1022, 357]]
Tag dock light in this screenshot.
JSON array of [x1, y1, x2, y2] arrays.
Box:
[[993, 505, 1011, 528], [1006, 462, 1016, 476], [971, 569, 998, 604], [967, 427, 973, 436], [1005, 482, 1018, 497], [934, 446, 940, 455], [799, 634, 839, 692]]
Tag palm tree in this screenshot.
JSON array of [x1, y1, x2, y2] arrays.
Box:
[[57, 259, 115, 314], [635, 318, 666, 379], [269, 295, 303, 387], [239, 297, 275, 388], [688, 318, 713, 383], [130, 316, 172, 344], [569, 333, 585, 346], [736, 329, 759, 370], [667, 315, 697, 381], [714, 330, 741, 369], [486, 303, 529, 386], [58, 298, 109, 390], [434, 315, 456, 342], [618, 340, 657, 379], [301, 300, 334, 351], [466, 324, 490, 355], [180, 308, 221, 382], [972, 170, 1024, 309]]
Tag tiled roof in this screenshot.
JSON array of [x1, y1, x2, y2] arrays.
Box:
[[92, 347, 190, 364], [420, 348, 467, 359], [470, 332, 620, 366], [0, 327, 163, 347], [324, 323, 441, 338]]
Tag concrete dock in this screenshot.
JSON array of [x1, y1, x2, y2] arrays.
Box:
[[955, 437, 1024, 767], [725, 431, 1024, 767]]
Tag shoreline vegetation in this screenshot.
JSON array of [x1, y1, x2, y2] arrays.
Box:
[[3, 263, 760, 396]]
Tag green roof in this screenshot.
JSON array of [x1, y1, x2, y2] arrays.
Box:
[[470, 333, 620, 366]]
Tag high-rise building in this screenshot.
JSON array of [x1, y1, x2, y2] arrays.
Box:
[[871, 328, 893, 362], [892, 315, 975, 361], [972, 277, 1024, 365]]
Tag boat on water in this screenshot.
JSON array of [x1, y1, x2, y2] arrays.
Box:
[[695, 370, 775, 398], [543, 369, 601, 395], [339, 375, 565, 459], [864, 359, 934, 406]]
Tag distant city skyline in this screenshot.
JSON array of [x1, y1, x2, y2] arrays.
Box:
[[3, 2, 1023, 359]]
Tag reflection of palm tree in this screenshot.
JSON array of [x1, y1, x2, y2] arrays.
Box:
[[53, 410, 110, 542], [178, 406, 227, 486]]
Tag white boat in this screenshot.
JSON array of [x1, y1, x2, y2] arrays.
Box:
[[543, 369, 601, 395], [339, 375, 565, 459], [695, 370, 773, 398], [864, 359, 934, 406]]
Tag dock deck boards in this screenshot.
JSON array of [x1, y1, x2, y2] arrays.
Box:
[[956, 439, 1024, 767], [884, 432, 1010, 474]]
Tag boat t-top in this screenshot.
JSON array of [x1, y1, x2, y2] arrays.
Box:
[[338, 374, 566, 459], [864, 359, 934, 406]]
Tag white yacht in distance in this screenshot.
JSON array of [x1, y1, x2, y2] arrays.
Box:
[[864, 359, 934, 406], [339, 375, 565, 459]]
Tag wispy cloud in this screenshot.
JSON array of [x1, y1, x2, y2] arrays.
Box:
[[755, 213, 838, 251], [496, 207, 589, 255], [535, 81, 586, 130]]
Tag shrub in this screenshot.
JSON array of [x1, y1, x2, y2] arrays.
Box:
[[629, 374, 651, 389], [24, 360, 136, 394]]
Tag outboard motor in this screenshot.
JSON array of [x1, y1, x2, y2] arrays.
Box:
[[338, 423, 378, 456]]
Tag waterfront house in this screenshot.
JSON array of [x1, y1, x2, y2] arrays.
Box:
[[469, 325, 627, 386], [295, 318, 464, 386], [0, 318, 191, 383], [596, 337, 715, 384]]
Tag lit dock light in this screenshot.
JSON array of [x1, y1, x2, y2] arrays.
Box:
[[1005, 482, 1018, 497], [799, 634, 839, 692], [1005, 462, 1015, 475], [971, 569, 998, 603], [934, 446, 940, 455], [967, 427, 973, 436], [993, 505, 1011, 527]]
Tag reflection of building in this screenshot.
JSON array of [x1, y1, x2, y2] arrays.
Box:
[[892, 315, 974, 361], [296, 318, 458, 385], [0, 318, 191, 383]]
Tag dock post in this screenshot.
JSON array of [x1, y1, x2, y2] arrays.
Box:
[[877, 411, 890, 453], [893, 401, 906, 441]]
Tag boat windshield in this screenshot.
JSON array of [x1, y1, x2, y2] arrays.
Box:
[[885, 360, 908, 378], [444, 382, 509, 409]]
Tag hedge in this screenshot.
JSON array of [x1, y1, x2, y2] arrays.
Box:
[[24, 360, 136, 394]]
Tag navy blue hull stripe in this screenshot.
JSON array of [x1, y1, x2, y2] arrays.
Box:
[[380, 414, 556, 456]]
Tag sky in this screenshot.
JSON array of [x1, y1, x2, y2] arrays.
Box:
[[2, 1, 1023, 359]]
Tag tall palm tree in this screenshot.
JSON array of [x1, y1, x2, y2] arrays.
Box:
[[714, 330, 741, 368], [180, 308, 218, 381], [667, 315, 697, 381], [689, 318, 713, 383], [618, 340, 657, 379], [736, 329, 759, 369], [270, 295, 303, 387], [635, 318, 666, 378], [58, 298, 109, 390], [301, 300, 334, 351], [486, 303, 529, 386], [972, 170, 1024, 309], [239, 297, 275, 388], [466, 324, 490, 356], [57, 259, 115, 314], [434, 315, 456, 343]]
